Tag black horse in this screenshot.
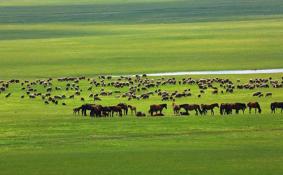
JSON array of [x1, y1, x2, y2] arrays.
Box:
[[271, 102, 283, 113]]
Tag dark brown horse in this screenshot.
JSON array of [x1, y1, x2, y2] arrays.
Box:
[[201, 103, 219, 115], [110, 106, 123, 117], [128, 105, 137, 115], [73, 107, 81, 115], [271, 102, 283, 113], [179, 104, 202, 115], [220, 103, 232, 115], [172, 103, 180, 115], [81, 104, 96, 116], [117, 103, 128, 115], [247, 102, 262, 114], [102, 106, 112, 117], [89, 105, 103, 117], [220, 103, 246, 115], [136, 111, 146, 117], [149, 104, 167, 116]]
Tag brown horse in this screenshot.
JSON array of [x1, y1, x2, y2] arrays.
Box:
[[89, 105, 103, 117], [102, 106, 112, 117], [81, 104, 96, 116], [128, 105, 137, 115], [220, 103, 246, 115], [271, 102, 283, 113], [136, 111, 146, 117], [247, 102, 262, 114], [172, 103, 180, 115], [149, 104, 167, 116], [110, 106, 123, 117], [73, 107, 81, 115], [201, 103, 219, 115], [117, 103, 128, 115], [179, 104, 202, 115]]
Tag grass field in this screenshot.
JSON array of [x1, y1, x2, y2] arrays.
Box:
[[0, 0, 283, 78], [1, 74, 283, 175], [1, 0, 283, 174]]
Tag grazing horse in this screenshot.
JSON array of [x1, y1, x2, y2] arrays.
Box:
[[89, 105, 103, 117], [117, 103, 128, 115], [136, 111, 146, 117], [271, 102, 283, 113], [179, 104, 202, 116], [149, 104, 167, 116], [201, 103, 219, 115], [73, 107, 81, 115], [172, 103, 180, 115], [128, 105, 137, 115], [220, 103, 246, 115], [110, 106, 123, 117], [247, 102, 262, 114], [233, 103, 247, 114], [220, 103, 232, 115], [102, 106, 112, 117], [81, 104, 96, 116]]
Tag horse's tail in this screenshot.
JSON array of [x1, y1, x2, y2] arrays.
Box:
[[271, 103, 275, 113]]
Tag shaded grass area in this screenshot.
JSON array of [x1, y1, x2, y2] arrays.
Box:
[[0, 0, 283, 24], [0, 18, 283, 78]]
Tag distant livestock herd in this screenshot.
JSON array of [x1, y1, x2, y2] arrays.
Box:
[[73, 102, 283, 117], [1, 75, 283, 117]]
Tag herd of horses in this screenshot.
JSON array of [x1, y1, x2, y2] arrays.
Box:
[[74, 102, 283, 117], [1, 75, 283, 117]]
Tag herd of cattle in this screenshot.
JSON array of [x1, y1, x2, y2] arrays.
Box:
[[73, 101, 283, 117], [1, 75, 283, 116]]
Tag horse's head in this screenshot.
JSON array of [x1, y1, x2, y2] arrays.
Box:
[[162, 104, 167, 109]]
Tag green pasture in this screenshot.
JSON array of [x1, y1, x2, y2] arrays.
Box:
[[1, 74, 283, 175], [1, 0, 283, 174], [0, 0, 283, 78]]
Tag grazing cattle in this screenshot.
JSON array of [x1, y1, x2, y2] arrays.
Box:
[[265, 92, 272, 97], [271, 102, 283, 113], [201, 103, 219, 115], [247, 102, 262, 114], [94, 96, 101, 101], [5, 93, 11, 98], [149, 104, 167, 116], [179, 104, 202, 115], [253, 92, 262, 97]]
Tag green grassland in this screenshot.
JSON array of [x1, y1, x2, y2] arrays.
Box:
[[0, 0, 283, 78], [1, 74, 283, 175], [1, 0, 283, 174]]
